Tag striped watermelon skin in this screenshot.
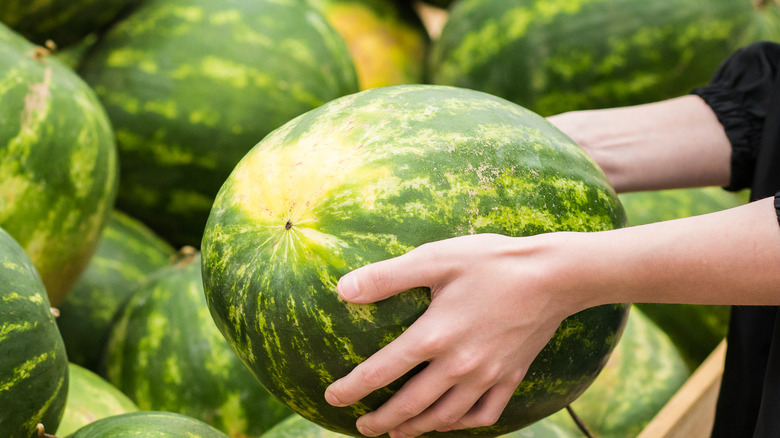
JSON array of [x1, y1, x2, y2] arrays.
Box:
[[563, 307, 691, 437], [619, 187, 746, 369], [306, 0, 430, 90], [429, 0, 780, 116], [0, 23, 119, 306], [78, 0, 359, 248], [104, 250, 293, 437], [57, 210, 175, 372], [202, 85, 629, 437], [0, 0, 143, 48], [56, 363, 139, 437], [65, 411, 230, 438], [0, 226, 69, 437]]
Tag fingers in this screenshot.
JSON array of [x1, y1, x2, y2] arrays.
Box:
[[325, 316, 438, 409], [337, 243, 445, 303]]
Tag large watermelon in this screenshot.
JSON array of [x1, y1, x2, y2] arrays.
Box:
[[65, 411, 230, 438], [56, 363, 139, 437], [104, 248, 293, 437], [57, 210, 175, 372], [306, 0, 429, 89], [202, 84, 628, 437], [429, 0, 780, 116], [0, 22, 118, 306], [78, 0, 359, 248], [0, 226, 69, 437], [619, 187, 746, 369], [0, 0, 143, 48]]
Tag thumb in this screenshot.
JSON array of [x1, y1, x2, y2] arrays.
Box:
[[337, 245, 439, 304]]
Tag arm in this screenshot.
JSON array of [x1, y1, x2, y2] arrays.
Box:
[[547, 95, 732, 193], [325, 197, 780, 438]]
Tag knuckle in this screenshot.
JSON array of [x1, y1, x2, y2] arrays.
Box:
[[394, 397, 424, 418], [472, 409, 502, 427], [431, 408, 462, 426], [357, 363, 386, 389], [446, 351, 481, 379], [367, 262, 395, 295], [416, 331, 448, 356]]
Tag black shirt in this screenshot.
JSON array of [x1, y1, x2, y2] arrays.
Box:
[[692, 41, 780, 437]]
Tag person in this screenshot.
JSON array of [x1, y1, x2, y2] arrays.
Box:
[[323, 41, 780, 438]]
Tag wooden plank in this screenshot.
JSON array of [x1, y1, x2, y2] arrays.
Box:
[[637, 340, 726, 438]]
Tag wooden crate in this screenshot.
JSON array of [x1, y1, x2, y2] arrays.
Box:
[[638, 340, 726, 438]]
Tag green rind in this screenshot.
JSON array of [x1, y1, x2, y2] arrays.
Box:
[[78, 0, 359, 248], [566, 306, 691, 437], [65, 411, 230, 438], [620, 187, 746, 369], [0, 22, 119, 305], [104, 251, 293, 437], [202, 85, 628, 437], [0, 0, 143, 48], [430, 0, 780, 116], [0, 226, 69, 437], [57, 363, 139, 437], [57, 210, 175, 372]]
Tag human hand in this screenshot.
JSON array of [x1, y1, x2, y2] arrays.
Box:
[[323, 233, 585, 438]]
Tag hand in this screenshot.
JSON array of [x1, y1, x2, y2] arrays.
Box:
[[323, 233, 583, 438]]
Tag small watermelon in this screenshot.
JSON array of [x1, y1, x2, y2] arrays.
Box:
[[56, 363, 139, 437], [0, 22, 118, 306], [65, 411, 229, 438], [202, 84, 628, 436], [0, 226, 69, 437], [57, 210, 175, 372], [104, 248, 293, 437], [78, 0, 359, 248]]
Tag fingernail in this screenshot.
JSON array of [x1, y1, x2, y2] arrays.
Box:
[[338, 273, 360, 301], [324, 388, 342, 406], [357, 423, 378, 437]]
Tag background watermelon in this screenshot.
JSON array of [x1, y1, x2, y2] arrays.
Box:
[[65, 411, 230, 438], [0, 22, 118, 306], [57, 210, 175, 373], [0, 0, 144, 48], [0, 226, 69, 437], [202, 84, 628, 437], [57, 363, 139, 436], [429, 0, 780, 116], [78, 0, 359, 248], [306, 0, 430, 90], [104, 248, 293, 437]]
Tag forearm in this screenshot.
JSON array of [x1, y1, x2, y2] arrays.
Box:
[[557, 197, 780, 311], [548, 95, 732, 193]]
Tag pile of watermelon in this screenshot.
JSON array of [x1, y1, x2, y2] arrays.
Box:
[[0, 0, 774, 436]]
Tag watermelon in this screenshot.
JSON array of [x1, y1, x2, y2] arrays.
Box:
[[620, 187, 746, 369], [104, 248, 293, 437], [65, 411, 230, 438], [429, 0, 780, 116], [0, 22, 119, 306], [306, 0, 429, 90], [0, 226, 69, 437], [56, 363, 139, 437], [561, 307, 691, 437], [78, 0, 359, 248], [57, 210, 175, 373], [0, 0, 143, 48], [201, 84, 629, 437]]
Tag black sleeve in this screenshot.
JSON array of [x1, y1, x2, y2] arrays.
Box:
[[691, 41, 780, 191]]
